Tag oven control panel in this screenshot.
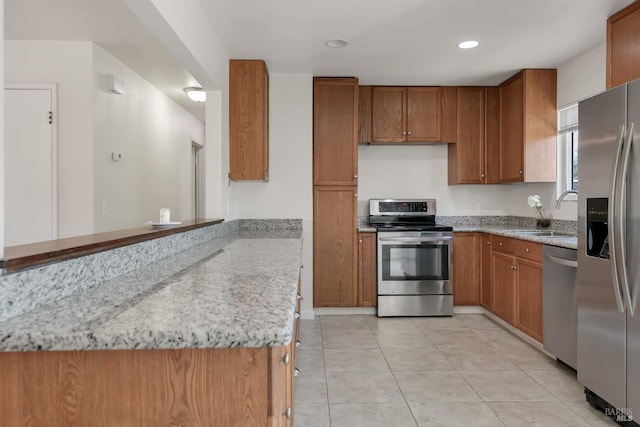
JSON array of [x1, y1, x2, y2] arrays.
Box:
[[370, 199, 436, 216]]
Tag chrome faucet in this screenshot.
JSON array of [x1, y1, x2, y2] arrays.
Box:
[[556, 190, 578, 208]]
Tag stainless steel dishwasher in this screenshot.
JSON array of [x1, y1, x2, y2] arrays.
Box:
[[543, 245, 578, 370]]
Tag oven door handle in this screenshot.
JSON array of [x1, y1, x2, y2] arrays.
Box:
[[378, 236, 453, 243]]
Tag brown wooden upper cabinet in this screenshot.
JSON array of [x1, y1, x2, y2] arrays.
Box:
[[448, 87, 499, 185], [229, 60, 269, 181], [365, 86, 456, 144], [607, 1, 640, 89], [499, 69, 557, 183], [313, 78, 359, 186]]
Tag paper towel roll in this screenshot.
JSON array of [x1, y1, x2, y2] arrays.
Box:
[[160, 208, 171, 224]]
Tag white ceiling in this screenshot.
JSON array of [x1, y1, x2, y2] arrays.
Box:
[[4, 0, 637, 121], [200, 0, 636, 86]]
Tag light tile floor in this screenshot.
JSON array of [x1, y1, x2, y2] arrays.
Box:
[[294, 314, 617, 427]]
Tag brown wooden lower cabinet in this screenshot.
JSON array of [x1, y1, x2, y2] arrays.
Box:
[[452, 233, 481, 305], [313, 186, 357, 307], [515, 258, 543, 342], [491, 251, 517, 324], [358, 232, 377, 307], [480, 233, 493, 310], [489, 235, 543, 342], [0, 337, 299, 427]]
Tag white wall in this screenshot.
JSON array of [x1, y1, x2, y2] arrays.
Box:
[[92, 44, 204, 232], [557, 43, 606, 108], [0, 0, 4, 257], [5, 40, 94, 238], [229, 74, 314, 316]]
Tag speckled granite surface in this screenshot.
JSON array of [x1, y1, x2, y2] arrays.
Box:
[[0, 220, 239, 323], [357, 215, 577, 249], [0, 227, 303, 352]]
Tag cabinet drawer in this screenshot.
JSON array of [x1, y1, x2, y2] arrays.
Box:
[[491, 235, 517, 255], [512, 239, 542, 263]]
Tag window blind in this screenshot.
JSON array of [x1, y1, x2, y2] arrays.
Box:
[[558, 104, 579, 133]]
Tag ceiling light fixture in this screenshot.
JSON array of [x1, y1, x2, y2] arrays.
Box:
[[325, 39, 348, 48], [457, 40, 479, 49], [184, 87, 206, 102]]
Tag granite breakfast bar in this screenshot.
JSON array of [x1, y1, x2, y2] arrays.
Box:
[[0, 220, 303, 427]]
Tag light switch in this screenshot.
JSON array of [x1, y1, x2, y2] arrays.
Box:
[[112, 152, 123, 161]]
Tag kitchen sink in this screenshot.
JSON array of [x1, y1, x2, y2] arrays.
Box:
[[514, 230, 575, 237]]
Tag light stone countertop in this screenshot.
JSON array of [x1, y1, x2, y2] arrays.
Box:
[[0, 231, 303, 352], [357, 225, 577, 249]]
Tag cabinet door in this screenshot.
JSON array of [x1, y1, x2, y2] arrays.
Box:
[[480, 234, 493, 310], [440, 87, 458, 143], [515, 259, 543, 342], [499, 73, 524, 183], [229, 60, 269, 181], [607, 2, 640, 89], [358, 232, 377, 307], [484, 87, 500, 184], [492, 252, 516, 325], [452, 233, 481, 305], [406, 87, 439, 142], [313, 186, 357, 306], [457, 87, 485, 183], [313, 78, 358, 186], [372, 87, 406, 143], [359, 86, 373, 143]]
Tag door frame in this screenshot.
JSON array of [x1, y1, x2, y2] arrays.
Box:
[[191, 140, 204, 220], [5, 83, 59, 240]]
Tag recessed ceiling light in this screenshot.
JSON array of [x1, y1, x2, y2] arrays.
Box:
[[184, 87, 206, 102], [458, 40, 479, 49], [325, 39, 348, 48]]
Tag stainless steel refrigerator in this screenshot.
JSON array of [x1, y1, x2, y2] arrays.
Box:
[[578, 80, 640, 424]]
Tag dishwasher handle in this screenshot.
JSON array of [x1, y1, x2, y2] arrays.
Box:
[[545, 254, 577, 269]]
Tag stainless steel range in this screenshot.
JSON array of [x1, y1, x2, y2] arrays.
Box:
[[369, 199, 453, 317]]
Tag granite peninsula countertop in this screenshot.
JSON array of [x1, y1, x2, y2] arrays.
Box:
[[358, 224, 577, 249], [0, 229, 303, 352]]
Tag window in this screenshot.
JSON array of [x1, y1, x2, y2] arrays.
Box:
[[558, 104, 579, 197]]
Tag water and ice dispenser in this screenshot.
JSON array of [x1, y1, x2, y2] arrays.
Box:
[[586, 198, 609, 259]]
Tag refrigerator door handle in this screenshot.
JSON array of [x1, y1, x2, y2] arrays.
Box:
[[620, 122, 635, 316], [609, 124, 626, 313]]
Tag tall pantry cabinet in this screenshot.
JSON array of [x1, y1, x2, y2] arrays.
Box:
[[313, 78, 359, 306]]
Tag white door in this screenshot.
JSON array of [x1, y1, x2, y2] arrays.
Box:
[[4, 88, 56, 246]]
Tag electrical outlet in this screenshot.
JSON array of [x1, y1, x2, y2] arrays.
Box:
[[102, 201, 109, 216]]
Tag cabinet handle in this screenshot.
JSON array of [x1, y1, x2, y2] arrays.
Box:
[[283, 352, 290, 365], [294, 368, 301, 377], [402, 131, 407, 135], [354, 174, 358, 179], [407, 131, 412, 135], [481, 173, 485, 178], [519, 170, 523, 174], [296, 340, 301, 348], [359, 240, 363, 244], [486, 241, 491, 245], [354, 193, 358, 197], [297, 293, 303, 301], [295, 312, 301, 319], [499, 242, 503, 246], [284, 407, 292, 419], [525, 248, 531, 253]]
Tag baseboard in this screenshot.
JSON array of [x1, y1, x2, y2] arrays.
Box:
[[453, 306, 485, 314], [312, 307, 377, 316]]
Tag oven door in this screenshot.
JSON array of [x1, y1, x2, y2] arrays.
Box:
[[377, 231, 452, 295]]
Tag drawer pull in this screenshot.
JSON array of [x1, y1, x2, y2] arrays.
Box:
[[499, 242, 503, 246], [294, 368, 301, 377], [525, 248, 531, 253], [297, 293, 303, 301], [296, 340, 301, 348], [283, 353, 290, 365], [295, 312, 301, 319], [285, 406, 292, 419]]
